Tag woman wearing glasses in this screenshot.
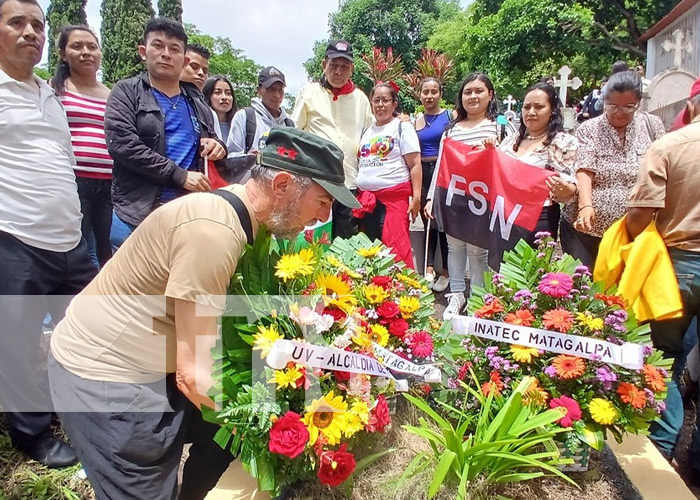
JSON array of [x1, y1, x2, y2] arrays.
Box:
[[560, 71, 665, 269], [355, 82, 422, 268]]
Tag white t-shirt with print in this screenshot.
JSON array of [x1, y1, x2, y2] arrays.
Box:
[[356, 118, 420, 191]]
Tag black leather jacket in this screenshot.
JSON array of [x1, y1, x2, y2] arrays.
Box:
[[105, 73, 226, 226]]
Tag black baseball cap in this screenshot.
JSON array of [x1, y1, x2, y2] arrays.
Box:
[[258, 66, 286, 89], [325, 40, 354, 62], [259, 128, 360, 209]]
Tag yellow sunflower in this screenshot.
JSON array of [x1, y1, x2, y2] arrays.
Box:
[[510, 345, 540, 364], [303, 391, 348, 445], [315, 274, 356, 312], [252, 324, 283, 358], [589, 398, 618, 425], [325, 255, 343, 268], [364, 284, 389, 304], [269, 365, 302, 390], [357, 245, 382, 258], [399, 296, 421, 318], [368, 324, 389, 346], [352, 331, 373, 350]]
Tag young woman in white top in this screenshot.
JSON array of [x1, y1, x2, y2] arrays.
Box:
[[356, 82, 422, 268], [498, 82, 578, 244], [424, 73, 515, 315]]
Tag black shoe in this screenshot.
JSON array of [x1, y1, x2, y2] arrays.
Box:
[[18, 435, 78, 468]]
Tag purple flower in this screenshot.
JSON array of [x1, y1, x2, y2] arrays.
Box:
[[537, 252, 546, 259], [483, 293, 496, 304], [596, 366, 617, 390], [544, 365, 557, 378], [485, 346, 499, 358], [575, 265, 590, 275], [607, 336, 624, 346], [514, 290, 534, 302], [643, 345, 653, 357], [447, 378, 459, 389], [492, 273, 505, 284], [656, 401, 667, 413]]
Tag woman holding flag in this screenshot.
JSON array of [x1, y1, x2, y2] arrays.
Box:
[[424, 73, 515, 316], [499, 82, 579, 244]]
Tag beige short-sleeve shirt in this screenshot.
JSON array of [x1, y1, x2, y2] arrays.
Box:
[[51, 185, 257, 383], [628, 118, 700, 252]]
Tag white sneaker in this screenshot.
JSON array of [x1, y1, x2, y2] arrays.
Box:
[[424, 271, 435, 286], [443, 292, 466, 319], [432, 275, 450, 293]]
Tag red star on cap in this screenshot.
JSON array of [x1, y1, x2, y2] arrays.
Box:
[[277, 146, 298, 160]]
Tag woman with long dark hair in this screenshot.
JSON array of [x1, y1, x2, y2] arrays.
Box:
[[414, 77, 450, 291], [499, 82, 578, 243], [203, 75, 237, 141], [424, 73, 515, 315], [355, 82, 422, 268], [50, 25, 112, 268]]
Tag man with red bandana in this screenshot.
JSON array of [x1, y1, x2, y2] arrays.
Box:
[[292, 40, 373, 238]]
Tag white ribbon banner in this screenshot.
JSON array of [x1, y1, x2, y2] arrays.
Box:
[[449, 315, 644, 370], [372, 342, 442, 383], [267, 339, 395, 379]]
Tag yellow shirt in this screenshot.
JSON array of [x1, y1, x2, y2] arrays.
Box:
[[51, 185, 257, 383], [292, 82, 373, 189]]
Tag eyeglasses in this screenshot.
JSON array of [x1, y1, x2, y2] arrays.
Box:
[[371, 97, 393, 105], [604, 103, 638, 115]]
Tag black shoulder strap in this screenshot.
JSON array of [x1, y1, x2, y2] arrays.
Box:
[[244, 107, 256, 153], [283, 117, 294, 127], [212, 190, 254, 246]]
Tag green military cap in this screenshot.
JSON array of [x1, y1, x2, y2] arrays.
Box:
[[259, 127, 361, 209]]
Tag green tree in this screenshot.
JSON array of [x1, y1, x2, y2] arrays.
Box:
[[157, 0, 183, 23], [100, 0, 154, 84], [46, 0, 87, 72], [429, 0, 675, 101], [303, 0, 457, 91], [185, 25, 261, 107]]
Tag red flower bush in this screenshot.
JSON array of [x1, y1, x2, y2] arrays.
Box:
[[268, 411, 310, 459]]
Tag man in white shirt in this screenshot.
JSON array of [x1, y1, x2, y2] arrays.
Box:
[[0, 0, 96, 468], [292, 40, 373, 238]]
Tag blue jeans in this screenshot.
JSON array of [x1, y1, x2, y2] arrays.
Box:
[[446, 234, 488, 295], [648, 248, 700, 460], [110, 211, 137, 251]]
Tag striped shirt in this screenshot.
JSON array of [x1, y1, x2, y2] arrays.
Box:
[[427, 118, 516, 200], [60, 91, 113, 179]]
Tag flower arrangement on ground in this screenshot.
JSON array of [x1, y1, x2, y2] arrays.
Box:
[[436, 233, 671, 453], [205, 231, 437, 495]]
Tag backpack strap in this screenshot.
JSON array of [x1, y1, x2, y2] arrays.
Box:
[[244, 107, 256, 153], [212, 189, 254, 245], [283, 117, 294, 127]]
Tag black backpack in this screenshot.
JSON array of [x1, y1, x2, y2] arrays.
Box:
[[244, 107, 294, 152]]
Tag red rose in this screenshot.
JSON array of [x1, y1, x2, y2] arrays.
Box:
[[323, 307, 346, 323], [377, 301, 400, 319], [388, 318, 409, 338], [268, 411, 309, 459], [317, 444, 356, 487], [371, 276, 393, 289], [366, 395, 391, 433]]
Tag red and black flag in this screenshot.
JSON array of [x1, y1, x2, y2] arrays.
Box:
[[432, 138, 554, 268]]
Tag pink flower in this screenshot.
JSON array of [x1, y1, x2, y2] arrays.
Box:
[[549, 395, 582, 427], [538, 272, 574, 298], [405, 331, 434, 358]]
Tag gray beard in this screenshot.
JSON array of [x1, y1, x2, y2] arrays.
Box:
[[267, 195, 305, 240]]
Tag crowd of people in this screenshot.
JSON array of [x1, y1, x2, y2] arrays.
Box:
[[1, 0, 699, 497]]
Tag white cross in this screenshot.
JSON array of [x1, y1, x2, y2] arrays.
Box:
[[503, 95, 517, 112], [553, 65, 582, 107], [662, 29, 693, 68]]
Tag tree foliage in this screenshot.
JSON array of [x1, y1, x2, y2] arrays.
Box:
[[157, 0, 183, 23], [185, 25, 261, 107], [46, 0, 87, 72], [303, 0, 457, 91], [100, 0, 154, 85], [429, 0, 675, 101]]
